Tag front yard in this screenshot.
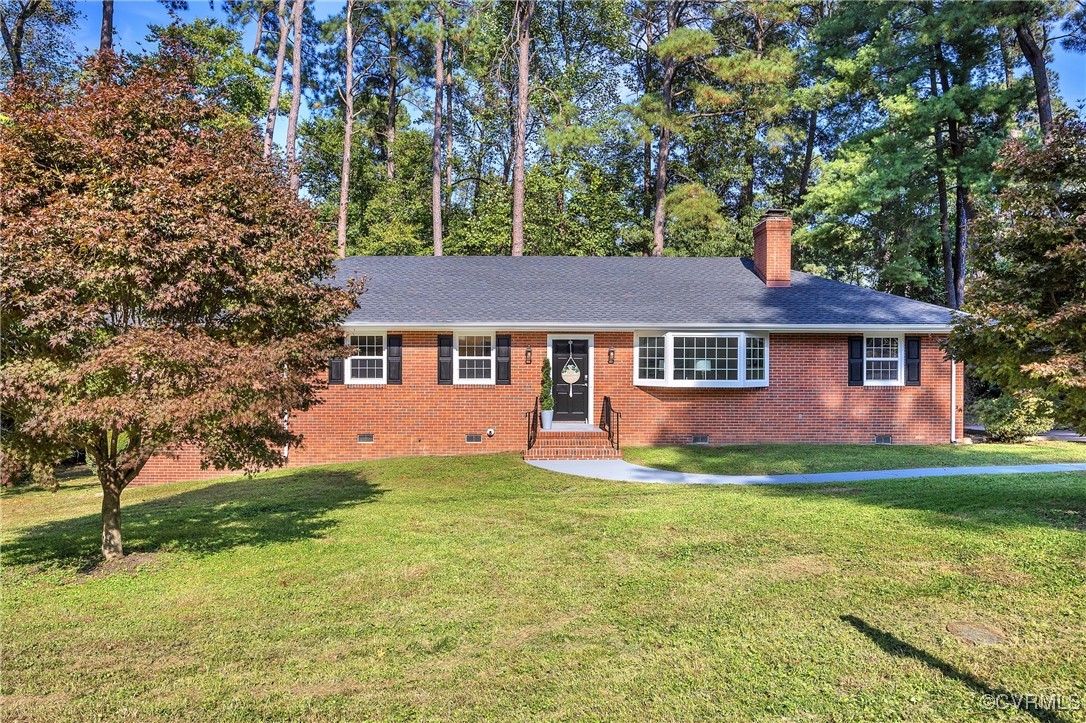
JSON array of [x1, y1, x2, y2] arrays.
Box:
[[623, 440, 1086, 476], [3, 452, 1085, 721]]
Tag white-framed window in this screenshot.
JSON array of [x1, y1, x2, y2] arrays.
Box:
[[745, 335, 767, 382], [346, 333, 386, 384], [454, 333, 495, 384], [637, 335, 666, 381], [864, 335, 903, 386], [634, 332, 769, 388]]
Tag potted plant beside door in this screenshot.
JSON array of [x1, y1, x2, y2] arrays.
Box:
[[540, 357, 555, 430]]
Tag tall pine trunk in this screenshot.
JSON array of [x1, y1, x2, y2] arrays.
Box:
[[445, 54, 454, 190], [100, 0, 114, 51], [798, 110, 817, 200], [337, 0, 355, 260], [286, 0, 305, 193], [432, 7, 445, 256], [929, 62, 954, 308], [936, 43, 968, 309], [511, 0, 535, 256], [386, 32, 399, 180], [652, 1, 678, 257], [263, 0, 290, 159], [1015, 23, 1053, 142]]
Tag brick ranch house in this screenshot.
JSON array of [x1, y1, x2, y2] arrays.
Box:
[[137, 211, 964, 484]]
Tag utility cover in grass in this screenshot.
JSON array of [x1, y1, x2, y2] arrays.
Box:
[[947, 621, 1007, 645]]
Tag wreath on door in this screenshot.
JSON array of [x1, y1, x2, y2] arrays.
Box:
[[560, 341, 581, 389]]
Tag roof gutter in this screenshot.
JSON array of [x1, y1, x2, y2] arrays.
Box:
[[339, 322, 953, 334]]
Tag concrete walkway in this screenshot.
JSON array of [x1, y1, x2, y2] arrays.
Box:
[[526, 459, 1086, 486]]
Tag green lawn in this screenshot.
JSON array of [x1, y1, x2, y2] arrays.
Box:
[[3, 455, 1085, 721], [623, 440, 1086, 476]]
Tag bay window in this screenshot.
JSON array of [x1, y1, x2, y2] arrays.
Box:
[[634, 332, 768, 388]]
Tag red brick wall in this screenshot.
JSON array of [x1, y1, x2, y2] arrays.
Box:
[[135, 331, 964, 485]]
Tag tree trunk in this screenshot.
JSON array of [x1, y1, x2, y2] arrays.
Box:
[[386, 32, 399, 180], [432, 7, 445, 256], [101, 479, 123, 560], [336, 0, 354, 260], [251, 10, 264, 56], [445, 60, 453, 190], [510, 0, 535, 257], [998, 27, 1015, 89], [738, 145, 755, 217], [0, 8, 23, 75], [930, 65, 954, 309], [263, 0, 290, 159], [286, 0, 304, 193], [935, 43, 968, 309], [798, 109, 817, 200], [1015, 23, 1053, 142], [652, 1, 678, 257], [100, 0, 114, 51], [953, 186, 971, 309], [641, 11, 655, 224]]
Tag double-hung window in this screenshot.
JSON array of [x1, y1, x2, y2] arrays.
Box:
[[346, 334, 386, 384], [634, 332, 769, 388], [863, 335, 903, 386], [454, 333, 495, 384]]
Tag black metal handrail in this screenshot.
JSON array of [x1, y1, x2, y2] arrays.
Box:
[[601, 396, 620, 452], [525, 395, 539, 452]]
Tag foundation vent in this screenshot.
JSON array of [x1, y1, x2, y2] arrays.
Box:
[[357, 433, 375, 444], [465, 434, 483, 444], [691, 435, 710, 445], [874, 435, 893, 445]]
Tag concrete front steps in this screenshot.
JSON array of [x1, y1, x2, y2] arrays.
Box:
[[524, 425, 621, 460]]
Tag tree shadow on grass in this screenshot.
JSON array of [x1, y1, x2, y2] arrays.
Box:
[[759, 472, 1086, 533], [3, 467, 384, 570], [841, 615, 1069, 723]]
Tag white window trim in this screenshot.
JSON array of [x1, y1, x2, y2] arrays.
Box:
[[345, 331, 387, 385], [452, 330, 496, 385], [863, 334, 905, 387], [633, 332, 769, 389]]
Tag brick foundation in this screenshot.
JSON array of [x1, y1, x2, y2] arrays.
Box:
[[135, 331, 964, 485]]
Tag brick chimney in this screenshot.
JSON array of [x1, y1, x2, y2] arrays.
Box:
[[752, 208, 792, 287]]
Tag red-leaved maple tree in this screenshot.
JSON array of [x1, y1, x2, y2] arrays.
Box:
[[0, 49, 357, 559], [949, 113, 1086, 433]]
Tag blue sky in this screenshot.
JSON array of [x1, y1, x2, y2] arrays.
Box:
[[69, 1, 1085, 112]]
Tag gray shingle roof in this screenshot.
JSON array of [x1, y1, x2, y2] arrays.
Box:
[[333, 256, 953, 329]]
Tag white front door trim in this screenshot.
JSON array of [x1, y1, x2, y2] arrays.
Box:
[[546, 333, 594, 425]]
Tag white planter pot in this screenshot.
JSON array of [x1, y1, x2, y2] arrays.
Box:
[[540, 409, 554, 430]]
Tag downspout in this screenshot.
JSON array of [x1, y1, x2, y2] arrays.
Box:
[[949, 357, 957, 444]]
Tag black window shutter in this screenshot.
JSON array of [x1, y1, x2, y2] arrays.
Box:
[[328, 336, 347, 385], [848, 336, 864, 386], [437, 334, 453, 384], [496, 335, 511, 385], [905, 335, 921, 386], [328, 358, 344, 385], [387, 334, 402, 384]]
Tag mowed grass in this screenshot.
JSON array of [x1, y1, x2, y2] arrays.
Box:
[[3, 455, 1085, 721], [624, 440, 1086, 476]]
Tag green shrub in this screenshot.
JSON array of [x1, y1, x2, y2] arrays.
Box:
[[539, 358, 554, 411], [972, 395, 1054, 442]]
